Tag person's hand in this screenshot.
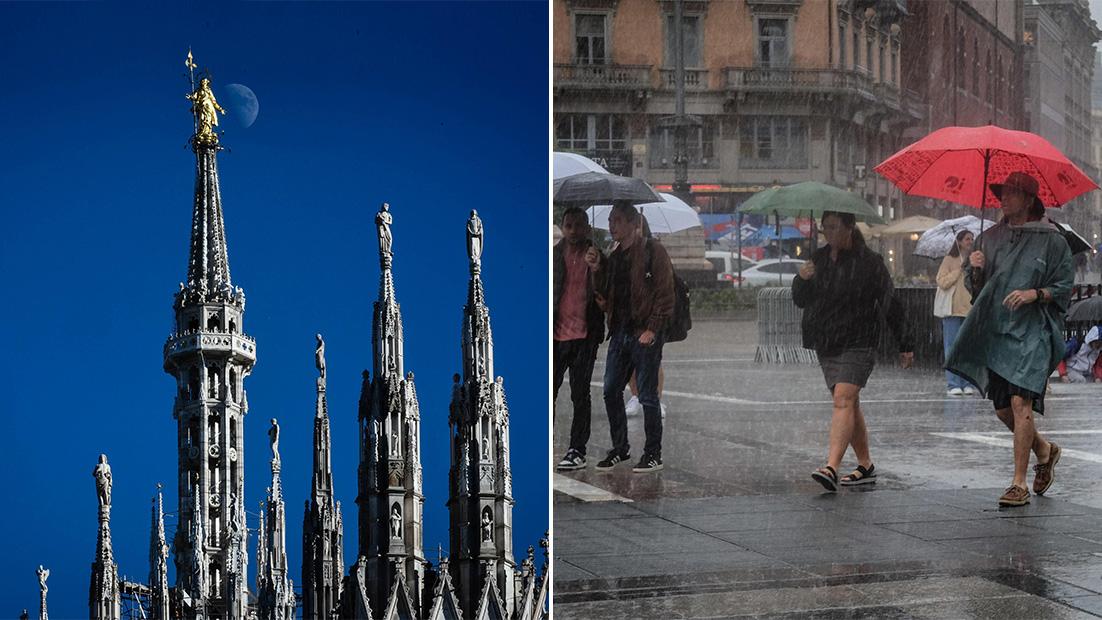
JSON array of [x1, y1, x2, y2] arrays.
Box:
[[798, 261, 815, 280], [584, 247, 600, 270], [638, 329, 656, 347], [1002, 288, 1038, 310], [594, 293, 607, 312], [899, 352, 914, 369], [1061, 374, 1070, 383], [969, 250, 985, 269]]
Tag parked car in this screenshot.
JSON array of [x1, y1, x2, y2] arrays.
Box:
[[704, 250, 759, 285], [738, 258, 805, 286]]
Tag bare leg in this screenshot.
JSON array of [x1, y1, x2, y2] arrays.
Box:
[[1010, 396, 1049, 488], [995, 406, 1050, 461], [850, 394, 872, 468], [826, 383, 861, 471]]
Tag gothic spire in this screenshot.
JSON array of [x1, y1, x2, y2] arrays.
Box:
[[353, 203, 427, 619], [448, 212, 516, 619], [90, 455, 120, 620], [149, 485, 170, 620], [164, 54, 254, 618], [181, 52, 233, 302], [303, 335, 345, 618], [259, 420, 295, 620]]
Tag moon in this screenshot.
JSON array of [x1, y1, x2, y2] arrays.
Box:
[[222, 83, 259, 128]]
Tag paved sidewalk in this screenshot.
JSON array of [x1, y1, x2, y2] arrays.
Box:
[[553, 320, 1102, 618]]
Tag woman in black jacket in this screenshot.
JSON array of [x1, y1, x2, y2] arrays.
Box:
[[792, 211, 915, 492]]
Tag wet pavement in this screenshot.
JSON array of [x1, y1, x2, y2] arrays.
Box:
[[553, 319, 1102, 619]]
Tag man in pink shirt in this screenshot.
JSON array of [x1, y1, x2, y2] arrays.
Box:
[[554, 207, 605, 470]]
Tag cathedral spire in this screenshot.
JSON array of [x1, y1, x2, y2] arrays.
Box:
[[90, 455, 120, 620], [303, 335, 345, 618], [350, 203, 427, 619], [448, 212, 515, 620], [164, 53, 254, 618], [259, 420, 295, 620], [149, 485, 170, 620]]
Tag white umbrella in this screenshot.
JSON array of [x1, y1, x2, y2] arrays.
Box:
[[553, 152, 608, 180], [586, 193, 701, 234], [913, 215, 988, 258]]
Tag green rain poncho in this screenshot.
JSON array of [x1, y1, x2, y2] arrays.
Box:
[[945, 219, 1073, 412]]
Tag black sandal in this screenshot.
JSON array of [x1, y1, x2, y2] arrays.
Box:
[[840, 464, 877, 486], [811, 465, 838, 492]]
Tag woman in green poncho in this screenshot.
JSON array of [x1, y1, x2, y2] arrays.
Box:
[[946, 172, 1073, 508]]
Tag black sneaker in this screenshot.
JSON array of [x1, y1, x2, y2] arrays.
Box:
[[632, 455, 663, 473], [556, 449, 586, 471], [595, 451, 630, 471]]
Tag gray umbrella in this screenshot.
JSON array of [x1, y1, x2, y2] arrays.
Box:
[[553, 171, 662, 206], [1051, 220, 1092, 255], [1067, 296, 1102, 323]]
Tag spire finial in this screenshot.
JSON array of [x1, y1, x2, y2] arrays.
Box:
[[268, 418, 281, 467], [377, 202, 394, 268], [315, 333, 327, 385], [36, 566, 49, 620], [466, 209, 484, 275], [93, 454, 112, 509], [184, 52, 226, 147]]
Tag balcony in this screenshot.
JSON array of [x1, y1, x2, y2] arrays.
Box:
[[659, 68, 710, 91], [164, 329, 257, 363], [724, 67, 910, 111], [555, 63, 652, 90]]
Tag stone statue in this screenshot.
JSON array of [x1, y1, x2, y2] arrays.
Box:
[[315, 333, 326, 380], [390, 505, 402, 538], [466, 209, 483, 270], [37, 565, 49, 593], [186, 77, 226, 139], [376, 203, 393, 262], [268, 419, 280, 463], [93, 454, 112, 508], [391, 431, 400, 456], [481, 511, 493, 542]]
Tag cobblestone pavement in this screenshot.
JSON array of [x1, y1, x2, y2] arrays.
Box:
[[553, 320, 1102, 619]]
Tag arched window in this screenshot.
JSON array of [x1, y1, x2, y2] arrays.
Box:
[[188, 366, 200, 401], [230, 369, 238, 403], [208, 365, 221, 399], [188, 316, 200, 331], [207, 313, 221, 332], [228, 318, 237, 334]]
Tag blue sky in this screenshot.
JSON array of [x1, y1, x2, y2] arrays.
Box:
[[0, 2, 548, 615]]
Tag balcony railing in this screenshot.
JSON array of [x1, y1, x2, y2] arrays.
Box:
[[659, 68, 709, 91], [724, 67, 911, 110], [554, 63, 652, 89]]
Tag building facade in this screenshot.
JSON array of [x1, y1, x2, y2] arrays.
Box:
[[1023, 0, 1100, 250], [554, 0, 920, 223], [86, 65, 547, 620]]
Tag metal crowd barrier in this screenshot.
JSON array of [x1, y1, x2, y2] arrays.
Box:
[[755, 287, 818, 364]]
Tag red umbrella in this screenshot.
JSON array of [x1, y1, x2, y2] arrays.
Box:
[[874, 125, 1098, 229]]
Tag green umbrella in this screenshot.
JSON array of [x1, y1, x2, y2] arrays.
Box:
[[737, 181, 886, 223]]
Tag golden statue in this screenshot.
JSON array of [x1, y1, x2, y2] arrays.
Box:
[[186, 77, 226, 140]]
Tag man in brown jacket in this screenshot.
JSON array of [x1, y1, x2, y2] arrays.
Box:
[[585, 201, 675, 473]]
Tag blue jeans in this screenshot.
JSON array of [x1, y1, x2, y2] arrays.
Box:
[[603, 327, 664, 459], [942, 316, 969, 390]]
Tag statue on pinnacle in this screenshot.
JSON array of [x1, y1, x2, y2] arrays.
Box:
[[377, 202, 394, 267], [467, 209, 483, 274], [184, 50, 225, 144]]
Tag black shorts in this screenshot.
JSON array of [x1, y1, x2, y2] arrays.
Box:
[[987, 369, 1045, 415], [819, 348, 876, 390]]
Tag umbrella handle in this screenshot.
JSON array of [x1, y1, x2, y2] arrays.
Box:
[[979, 149, 990, 237]]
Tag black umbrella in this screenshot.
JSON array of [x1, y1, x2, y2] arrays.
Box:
[[553, 171, 662, 206], [1051, 220, 1092, 255], [1067, 296, 1102, 323]]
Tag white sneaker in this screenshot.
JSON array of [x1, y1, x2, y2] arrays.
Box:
[[948, 388, 964, 396], [625, 396, 641, 416], [963, 386, 975, 396]]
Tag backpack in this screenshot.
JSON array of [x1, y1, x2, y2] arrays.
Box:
[[645, 239, 692, 343]]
